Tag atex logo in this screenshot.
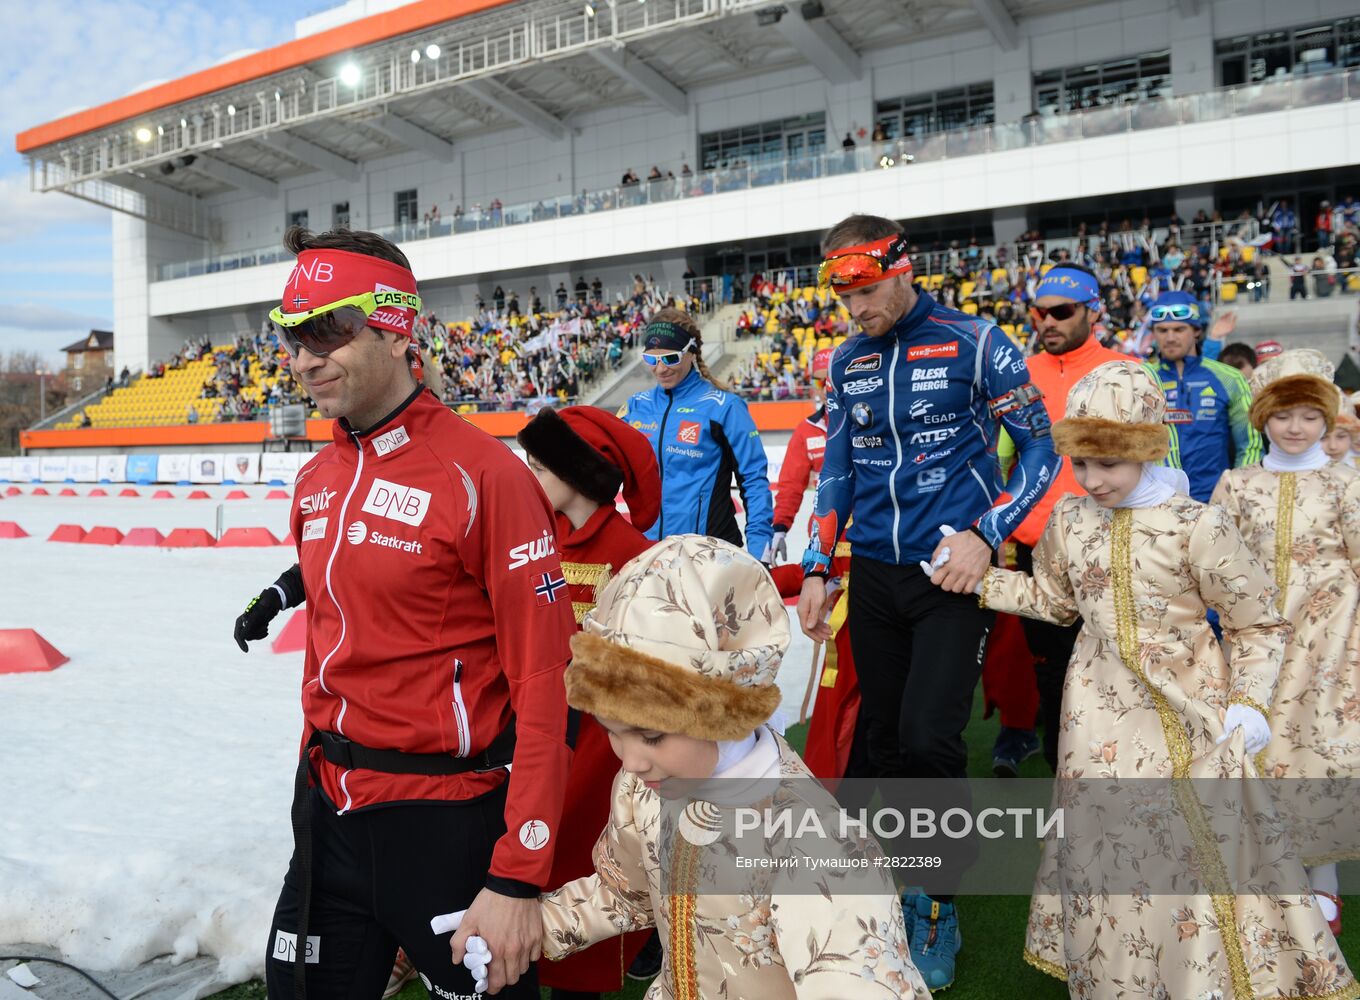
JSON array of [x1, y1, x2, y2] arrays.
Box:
[[299, 488, 337, 515], [361, 478, 432, 526], [508, 529, 558, 569], [347, 520, 368, 545]]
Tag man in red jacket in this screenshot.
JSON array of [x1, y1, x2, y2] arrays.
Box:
[[994, 263, 1124, 775], [262, 226, 575, 1000]]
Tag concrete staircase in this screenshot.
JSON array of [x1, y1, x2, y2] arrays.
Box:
[[1226, 293, 1357, 362]]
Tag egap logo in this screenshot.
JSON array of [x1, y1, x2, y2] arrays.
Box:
[[361, 478, 432, 526], [906, 341, 958, 361], [909, 399, 934, 418], [300, 488, 337, 515], [845, 354, 881, 374], [677, 421, 701, 445]]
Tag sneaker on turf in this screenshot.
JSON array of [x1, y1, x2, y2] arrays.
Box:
[[627, 930, 663, 981], [991, 726, 1040, 778], [905, 893, 961, 992], [383, 949, 416, 999]]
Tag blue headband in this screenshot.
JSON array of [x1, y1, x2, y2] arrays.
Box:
[[1034, 268, 1101, 309]]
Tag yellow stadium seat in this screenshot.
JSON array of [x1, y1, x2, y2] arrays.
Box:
[[962, 302, 978, 315], [1241, 246, 1255, 263], [1220, 282, 1238, 302], [1129, 266, 1148, 288]]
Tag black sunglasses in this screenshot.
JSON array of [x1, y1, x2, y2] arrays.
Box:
[[274, 305, 369, 358]]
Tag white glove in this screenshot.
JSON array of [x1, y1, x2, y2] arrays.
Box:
[[1216, 704, 1271, 753], [762, 531, 788, 565], [429, 909, 493, 994], [918, 525, 957, 579]]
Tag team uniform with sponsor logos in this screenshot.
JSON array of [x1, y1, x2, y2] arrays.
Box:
[[803, 290, 1059, 811], [1150, 355, 1262, 501], [617, 368, 773, 559], [265, 386, 576, 999]]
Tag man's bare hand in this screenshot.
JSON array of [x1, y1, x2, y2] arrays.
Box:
[[797, 576, 833, 642], [930, 530, 991, 594], [448, 888, 540, 994]]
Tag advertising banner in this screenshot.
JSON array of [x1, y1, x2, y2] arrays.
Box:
[[39, 456, 70, 482], [97, 455, 128, 483], [125, 454, 158, 483], [190, 453, 225, 484], [222, 453, 260, 484], [156, 453, 191, 484], [69, 456, 98, 482]]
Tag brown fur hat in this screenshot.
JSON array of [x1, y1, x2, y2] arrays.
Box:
[[1247, 349, 1340, 432], [1051, 361, 1170, 462], [565, 535, 788, 741]]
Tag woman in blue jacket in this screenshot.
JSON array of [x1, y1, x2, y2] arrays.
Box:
[[617, 308, 774, 560]]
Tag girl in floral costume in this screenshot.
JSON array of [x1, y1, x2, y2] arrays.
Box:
[[536, 534, 930, 999], [1210, 349, 1360, 937], [936, 361, 1355, 999]]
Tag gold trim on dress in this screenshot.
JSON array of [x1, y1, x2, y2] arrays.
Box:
[[1023, 948, 1069, 982], [978, 567, 999, 610], [1272, 473, 1296, 613], [667, 838, 700, 1000], [1230, 695, 1270, 718]]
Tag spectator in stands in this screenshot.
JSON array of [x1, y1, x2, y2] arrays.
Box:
[[1272, 198, 1298, 254], [1316, 200, 1334, 249], [575, 277, 588, 304], [119, 365, 130, 387], [1218, 342, 1258, 379], [80, 410, 92, 427], [1147, 290, 1261, 501], [186, 404, 198, 425], [1290, 256, 1309, 299], [493, 286, 506, 313], [556, 282, 568, 309], [591, 277, 603, 301]]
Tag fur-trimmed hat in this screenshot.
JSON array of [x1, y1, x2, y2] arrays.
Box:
[[1248, 349, 1341, 432], [565, 535, 789, 741], [517, 406, 660, 531], [1052, 361, 1170, 462]]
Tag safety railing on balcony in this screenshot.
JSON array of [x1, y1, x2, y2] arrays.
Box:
[[152, 67, 1356, 283]]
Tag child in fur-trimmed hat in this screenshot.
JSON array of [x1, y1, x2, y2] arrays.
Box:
[[537, 534, 931, 1000]]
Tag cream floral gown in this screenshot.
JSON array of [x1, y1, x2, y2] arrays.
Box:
[[981, 494, 1357, 999], [1210, 464, 1360, 785], [539, 726, 930, 1000]]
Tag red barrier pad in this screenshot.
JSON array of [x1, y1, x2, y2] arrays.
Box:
[[89, 488, 109, 497], [279, 531, 295, 545], [161, 528, 216, 548], [224, 489, 250, 500], [59, 488, 79, 497], [82, 526, 125, 546], [0, 521, 28, 538], [47, 524, 86, 543], [4, 487, 20, 496], [187, 490, 211, 499], [270, 610, 307, 654], [152, 489, 174, 499], [217, 527, 281, 547], [266, 489, 290, 500], [119, 488, 141, 498], [0, 629, 68, 674], [120, 527, 165, 546], [31, 488, 49, 496]]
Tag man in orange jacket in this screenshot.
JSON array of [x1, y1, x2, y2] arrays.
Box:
[[996, 263, 1125, 774]]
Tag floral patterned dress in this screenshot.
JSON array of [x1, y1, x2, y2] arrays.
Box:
[[1210, 464, 1360, 786], [539, 727, 930, 999], [981, 494, 1357, 999]]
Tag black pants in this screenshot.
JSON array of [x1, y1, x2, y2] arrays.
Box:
[[1015, 544, 1081, 774], [265, 780, 538, 1000]]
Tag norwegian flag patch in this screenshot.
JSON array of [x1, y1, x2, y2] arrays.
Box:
[[535, 571, 567, 606]]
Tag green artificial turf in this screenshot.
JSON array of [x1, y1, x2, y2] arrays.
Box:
[[212, 692, 1358, 999]]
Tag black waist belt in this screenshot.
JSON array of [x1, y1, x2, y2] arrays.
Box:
[[313, 719, 516, 776]]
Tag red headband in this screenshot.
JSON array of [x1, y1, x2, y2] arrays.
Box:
[[280, 248, 420, 337], [819, 235, 913, 291]]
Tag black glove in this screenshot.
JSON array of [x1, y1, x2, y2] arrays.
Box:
[[234, 587, 283, 652]]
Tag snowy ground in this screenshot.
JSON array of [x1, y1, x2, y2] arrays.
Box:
[[0, 486, 816, 991]]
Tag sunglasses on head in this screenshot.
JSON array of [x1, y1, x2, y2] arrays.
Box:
[[643, 350, 687, 367], [268, 290, 422, 358], [817, 237, 911, 290], [1029, 302, 1084, 323], [1148, 302, 1200, 324]]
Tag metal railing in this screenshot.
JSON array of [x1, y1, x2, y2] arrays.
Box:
[[151, 67, 1353, 282]]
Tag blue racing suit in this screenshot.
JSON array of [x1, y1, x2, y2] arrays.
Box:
[[803, 291, 1060, 572], [618, 368, 773, 559], [1148, 355, 1262, 501]]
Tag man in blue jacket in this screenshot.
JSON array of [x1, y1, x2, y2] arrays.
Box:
[[617, 309, 773, 560], [1145, 291, 1261, 501], [798, 214, 1060, 992]]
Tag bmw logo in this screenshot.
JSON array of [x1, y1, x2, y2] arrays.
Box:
[[346, 520, 367, 545], [851, 402, 873, 427]]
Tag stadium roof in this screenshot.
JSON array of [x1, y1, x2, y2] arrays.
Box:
[[19, 0, 1092, 233]]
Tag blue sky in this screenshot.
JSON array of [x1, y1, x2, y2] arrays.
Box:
[[1, 0, 317, 366]]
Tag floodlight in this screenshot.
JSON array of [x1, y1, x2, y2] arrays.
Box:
[[425, 43, 441, 59], [411, 48, 421, 63], [134, 127, 152, 143], [340, 63, 361, 87]]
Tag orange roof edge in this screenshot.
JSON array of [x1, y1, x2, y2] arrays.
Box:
[[15, 0, 518, 153]]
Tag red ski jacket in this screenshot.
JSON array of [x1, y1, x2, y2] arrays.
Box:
[[291, 387, 576, 890], [772, 406, 827, 532]]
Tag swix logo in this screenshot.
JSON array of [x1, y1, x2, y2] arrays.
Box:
[[361, 477, 431, 526], [285, 258, 334, 288], [508, 529, 557, 570], [845, 354, 881, 373], [368, 308, 411, 330], [372, 426, 410, 456], [677, 421, 701, 445], [300, 488, 337, 515], [906, 341, 958, 361]]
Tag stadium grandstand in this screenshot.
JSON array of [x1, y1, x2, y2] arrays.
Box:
[[14, 0, 1360, 450]]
